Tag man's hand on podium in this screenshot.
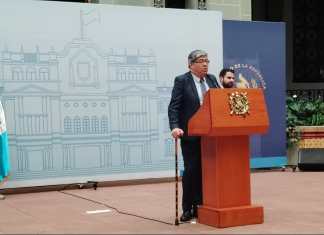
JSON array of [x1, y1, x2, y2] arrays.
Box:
[[171, 128, 184, 138]]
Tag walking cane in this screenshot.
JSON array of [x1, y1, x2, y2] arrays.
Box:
[[175, 137, 179, 226]]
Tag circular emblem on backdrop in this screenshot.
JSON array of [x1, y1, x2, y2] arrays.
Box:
[[229, 64, 266, 89], [228, 91, 250, 117]]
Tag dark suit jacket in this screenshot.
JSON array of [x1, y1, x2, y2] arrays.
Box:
[[168, 71, 220, 140]]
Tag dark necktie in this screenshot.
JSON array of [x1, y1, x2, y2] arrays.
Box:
[[200, 79, 207, 102]]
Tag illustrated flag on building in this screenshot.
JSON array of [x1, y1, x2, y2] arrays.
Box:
[[0, 101, 10, 182], [80, 9, 101, 39]]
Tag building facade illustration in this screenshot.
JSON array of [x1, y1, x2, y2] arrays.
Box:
[[0, 32, 177, 184]]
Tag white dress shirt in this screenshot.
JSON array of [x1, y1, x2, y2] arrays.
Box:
[[191, 73, 210, 105]]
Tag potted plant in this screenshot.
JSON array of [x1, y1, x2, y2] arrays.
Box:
[[286, 95, 324, 170]]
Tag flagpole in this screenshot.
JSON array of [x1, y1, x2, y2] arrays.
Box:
[[80, 10, 84, 39]]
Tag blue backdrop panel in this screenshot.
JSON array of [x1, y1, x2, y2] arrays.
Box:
[[223, 20, 286, 168]]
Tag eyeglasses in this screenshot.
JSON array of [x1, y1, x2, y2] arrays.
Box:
[[194, 59, 210, 64]]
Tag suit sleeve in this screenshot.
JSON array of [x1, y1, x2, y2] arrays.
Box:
[[210, 74, 221, 88], [168, 76, 184, 131]]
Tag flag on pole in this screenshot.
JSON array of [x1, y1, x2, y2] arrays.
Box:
[[0, 101, 10, 182], [80, 9, 101, 39]]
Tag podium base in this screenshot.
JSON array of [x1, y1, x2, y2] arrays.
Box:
[[198, 205, 264, 228]]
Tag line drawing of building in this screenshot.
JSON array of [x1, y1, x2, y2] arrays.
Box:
[[0, 8, 179, 185]]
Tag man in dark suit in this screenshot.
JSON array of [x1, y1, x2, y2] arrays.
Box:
[[168, 50, 220, 222]]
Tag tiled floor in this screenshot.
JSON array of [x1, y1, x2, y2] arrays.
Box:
[[1, 170, 324, 234]]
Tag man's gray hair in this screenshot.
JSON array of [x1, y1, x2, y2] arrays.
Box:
[[188, 50, 208, 65]]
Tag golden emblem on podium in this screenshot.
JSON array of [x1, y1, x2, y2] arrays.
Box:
[[228, 91, 250, 117]]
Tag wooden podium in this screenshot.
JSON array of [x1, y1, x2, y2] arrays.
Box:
[[188, 88, 269, 228]]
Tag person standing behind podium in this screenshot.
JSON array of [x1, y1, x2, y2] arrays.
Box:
[[219, 68, 236, 88], [168, 50, 220, 222]]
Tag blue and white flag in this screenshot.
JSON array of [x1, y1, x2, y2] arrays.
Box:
[[0, 101, 10, 182]]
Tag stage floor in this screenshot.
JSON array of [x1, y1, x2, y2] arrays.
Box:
[[1, 170, 324, 234]]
